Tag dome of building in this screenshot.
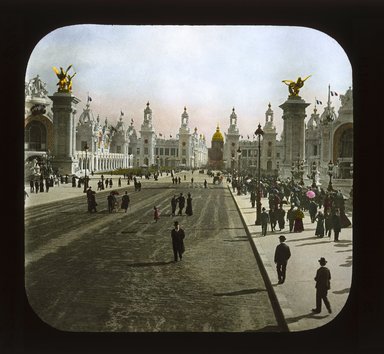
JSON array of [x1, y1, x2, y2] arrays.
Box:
[[212, 125, 224, 142]]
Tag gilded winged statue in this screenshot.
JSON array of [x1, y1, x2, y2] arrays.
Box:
[[282, 75, 311, 97], [53, 65, 76, 92]]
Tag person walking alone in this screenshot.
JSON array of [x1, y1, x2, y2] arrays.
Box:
[[153, 206, 160, 222], [260, 207, 270, 236], [185, 193, 193, 216], [312, 257, 332, 314], [171, 221, 185, 262], [274, 235, 291, 284], [121, 191, 130, 213]]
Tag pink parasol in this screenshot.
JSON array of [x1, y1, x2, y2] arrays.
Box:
[[306, 190, 316, 199]]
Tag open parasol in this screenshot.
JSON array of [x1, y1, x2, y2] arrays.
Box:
[[306, 190, 316, 199]]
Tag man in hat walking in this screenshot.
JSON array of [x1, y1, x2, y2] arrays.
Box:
[[312, 257, 332, 314], [171, 221, 185, 262], [274, 235, 291, 284], [260, 207, 270, 236]]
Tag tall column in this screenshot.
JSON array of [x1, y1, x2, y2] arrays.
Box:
[[279, 96, 310, 177], [50, 92, 80, 175]]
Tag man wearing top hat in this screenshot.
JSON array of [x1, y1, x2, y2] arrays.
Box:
[[171, 221, 185, 262], [274, 235, 291, 284], [312, 257, 332, 314]]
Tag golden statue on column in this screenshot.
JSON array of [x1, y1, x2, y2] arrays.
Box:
[[282, 75, 311, 97], [53, 65, 76, 92]]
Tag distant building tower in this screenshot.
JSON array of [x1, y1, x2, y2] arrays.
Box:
[[224, 108, 240, 171], [208, 124, 224, 169], [262, 103, 278, 176], [178, 107, 192, 167], [139, 102, 156, 167]]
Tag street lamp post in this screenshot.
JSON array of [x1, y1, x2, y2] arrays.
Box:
[[83, 142, 89, 193], [298, 158, 304, 186], [311, 161, 317, 188], [327, 160, 334, 191], [255, 123, 264, 225], [237, 147, 242, 183]]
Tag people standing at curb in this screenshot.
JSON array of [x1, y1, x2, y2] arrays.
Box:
[[293, 207, 304, 232], [121, 191, 130, 213], [269, 207, 277, 232], [260, 207, 270, 236], [171, 221, 185, 262], [274, 235, 291, 284], [315, 210, 325, 237], [276, 204, 286, 231], [287, 204, 295, 232], [325, 210, 333, 237], [308, 199, 318, 223], [332, 209, 341, 242], [312, 257, 332, 314]]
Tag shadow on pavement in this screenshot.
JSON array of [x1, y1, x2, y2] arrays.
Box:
[[213, 288, 266, 297], [332, 288, 350, 295], [296, 241, 331, 247], [285, 312, 329, 324], [126, 261, 174, 267], [245, 325, 285, 332]]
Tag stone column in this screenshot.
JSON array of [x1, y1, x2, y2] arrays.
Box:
[[279, 96, 310, 177], [49, 92, 80, 175]]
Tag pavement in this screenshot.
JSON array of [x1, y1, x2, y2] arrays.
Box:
[[24, 172, 353, 332]]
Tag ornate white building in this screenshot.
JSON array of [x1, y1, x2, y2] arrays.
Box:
[[24, 75, 208, 178], [24, 74, 352, 182]]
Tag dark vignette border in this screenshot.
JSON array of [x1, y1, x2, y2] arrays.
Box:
[[2, 0, 383, 353]]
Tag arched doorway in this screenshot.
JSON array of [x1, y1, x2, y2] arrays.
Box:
[[333, 123, 353, 179], [25, 120, 47, 151]]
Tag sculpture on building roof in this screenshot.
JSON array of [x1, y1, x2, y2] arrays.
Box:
[[53, 65, 76, 92], [282, 75, 311, 97]]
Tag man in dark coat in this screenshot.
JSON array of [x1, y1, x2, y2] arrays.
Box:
[[260, 207, 270, 236], [121, 191, 130, 213], [171, 195, 178, 216], [274, 235, 291, 284], [332, 209, 342, 241], [286, 205, 295, 232], [107, 192, 116, 213], [177, 193, 185, 215], [185, 193, 193, 216], [312, 257, 332, 314], [171, 221, 185, 262], [308, 200, 318, 223]]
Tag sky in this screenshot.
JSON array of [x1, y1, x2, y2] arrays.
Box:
[[26, 25, 352, 141]]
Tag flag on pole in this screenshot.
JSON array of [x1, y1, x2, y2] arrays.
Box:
[[121, 110, 124, 116], [316, 99, 322, 105], [330, 91, 338, 96], [87, 96, 92, 102]]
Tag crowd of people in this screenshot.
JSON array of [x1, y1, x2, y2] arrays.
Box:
[[231, 175, 351, 242]]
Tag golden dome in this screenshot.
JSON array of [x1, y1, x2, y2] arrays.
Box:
[[212, 125, 224, 142]]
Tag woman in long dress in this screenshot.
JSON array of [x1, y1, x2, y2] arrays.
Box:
[[293, 207, 304, 232], [185, 193, 193, 216], [314, 210, 325, 237]]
